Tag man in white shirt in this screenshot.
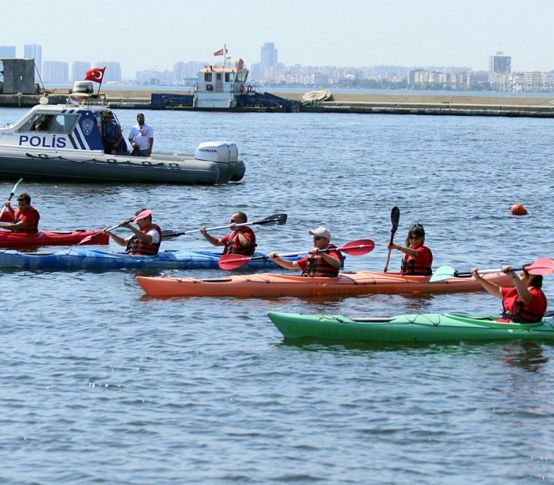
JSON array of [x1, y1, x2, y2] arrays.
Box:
[[128, 113, 154, 157]]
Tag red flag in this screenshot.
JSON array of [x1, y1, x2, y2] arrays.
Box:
[[85, 67, 106, 83], [213, 48, 227, 56]]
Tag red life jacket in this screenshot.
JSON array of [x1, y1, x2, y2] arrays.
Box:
[[401, 246, 433, 276], [301, 244, 342, 277], [14, 206, 40, 233], [501, 286, 547, 323], [126, 223, 162, 255], [223, 227, 256, 256]]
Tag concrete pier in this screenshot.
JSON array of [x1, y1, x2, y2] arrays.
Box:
[[1, 89, 554, 117]]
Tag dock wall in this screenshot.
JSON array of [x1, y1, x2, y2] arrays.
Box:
[[1, 90, 554, 117]]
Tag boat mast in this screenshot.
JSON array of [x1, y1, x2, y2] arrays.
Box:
[[223, 44, 228, 68]]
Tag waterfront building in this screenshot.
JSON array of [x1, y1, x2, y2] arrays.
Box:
[[489, 52, 511, 74], [0, 46, 16, 58], [23, 44, 42, 77], [173, 61, 206, 84], [95, 61, 122, 82], [72, 61, 91, 82], [42, 61, 69, 83], [260, 42, 279, 81], [136, 68, 173, 85]]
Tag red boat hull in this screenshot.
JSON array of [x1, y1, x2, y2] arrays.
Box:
[[0, 229, 109, 248]]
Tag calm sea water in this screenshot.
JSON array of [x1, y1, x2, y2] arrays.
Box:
[[0, 107, 554, 484]]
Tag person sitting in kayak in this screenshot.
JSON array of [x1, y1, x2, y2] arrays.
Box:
[[472, 265, 547, 323], [107, 208, 162, 256], [388, 222, 433, 276], [269, 226, 342, 277], [0, 192, 40, 233], [200, 211, 256, 255]]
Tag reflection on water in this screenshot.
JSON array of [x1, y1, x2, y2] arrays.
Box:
[[502, 341, 549, 372], [0, 108, 554, 483]]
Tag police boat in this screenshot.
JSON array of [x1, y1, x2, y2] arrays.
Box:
[[0, 100, 245, 184]]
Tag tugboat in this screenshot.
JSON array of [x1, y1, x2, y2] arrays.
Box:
[[0, 98, 245, 184], [194, 50, 251, 109], [151, 47, 299, 112]]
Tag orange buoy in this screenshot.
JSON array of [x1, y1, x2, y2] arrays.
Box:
[[510, 204, 528, 216]]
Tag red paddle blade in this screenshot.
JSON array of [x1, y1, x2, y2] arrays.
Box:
[[78, 235, 94, 245], [526, 257, 554, 275], [218, 254, 251, 270], [340, 239, 375, 256]]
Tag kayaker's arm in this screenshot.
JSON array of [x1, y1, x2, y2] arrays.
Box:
[[505, 266, 532, 305], [318, 249, 341, 268], [200, 226, 224, 247], [123, 222, 153, 243], [0, 219, 30, 232], [388, 243, 419, 257], [3, 201, 15, 218], [107, 230, 128, 247], [230, 227, 254, 249], [471, 268, 502, 299], [269, 252, 298, 270]]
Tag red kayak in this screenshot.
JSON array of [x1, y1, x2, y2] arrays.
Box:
[[0, 229, 109, 248]]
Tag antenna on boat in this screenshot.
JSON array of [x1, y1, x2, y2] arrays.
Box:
[[223, 44, 228, 68]]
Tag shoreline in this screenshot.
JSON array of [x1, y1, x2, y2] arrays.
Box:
[[1, 89, 554, 116]]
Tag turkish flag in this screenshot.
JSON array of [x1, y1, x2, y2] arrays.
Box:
[[85, 67, 106, 83], [213, 48, 227, 56]]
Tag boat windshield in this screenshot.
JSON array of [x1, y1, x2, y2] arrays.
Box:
[[18, 113, 79, 134], [235, 70, 249, 83]]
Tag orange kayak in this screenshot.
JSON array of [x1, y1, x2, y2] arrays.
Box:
[[136, 271, 513, 298]]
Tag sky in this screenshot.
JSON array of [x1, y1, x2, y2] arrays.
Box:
[[3, 0, 554, 78]]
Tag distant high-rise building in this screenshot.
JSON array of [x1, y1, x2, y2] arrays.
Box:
[[173, 61, 206, 83], [0, 45, 16, 58], [43, 61, 69, 83], [72, 61, 91, 81], [260, 42, 278, 71], [96, 61, 122, 82], [24, 44, 42, 77], [489, 52, 511, 74]]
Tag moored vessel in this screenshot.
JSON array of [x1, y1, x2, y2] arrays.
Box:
[[0, 102, 245, 184]]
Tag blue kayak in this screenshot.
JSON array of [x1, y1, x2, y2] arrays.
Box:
[[0, 248, 290, 272]]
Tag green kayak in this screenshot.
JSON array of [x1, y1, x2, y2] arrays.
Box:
[[267, 311, 554, 343]]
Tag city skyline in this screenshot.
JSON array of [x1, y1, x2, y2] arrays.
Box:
[[2, 0, 554, 78]]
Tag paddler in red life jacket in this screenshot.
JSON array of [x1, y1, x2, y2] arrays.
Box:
[[107, 208, 162, 256], [200, 211, 256, 255], [388, 222, 433, 276], [0, 192, 40, 233], [472, 265, 547, 324], [269, 226, 342, 277]]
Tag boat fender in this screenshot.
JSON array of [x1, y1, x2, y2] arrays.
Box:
[[206, 84, 214, 91], [37, 153, 49, 159], [239, 84, 245, 93], [142, 161, 152, 166], [168, 163, 180, 169], [247, 84, 253, 93], [106, 158, 117, 164]]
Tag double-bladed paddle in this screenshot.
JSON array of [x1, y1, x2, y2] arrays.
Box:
[[161, 213, 287, 239], [0, 177, 24, 221], [78, 209, 152, 245], [430, 257, 554, 283], [383, 206, 400, 272], [218, 238, 375, 270]]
